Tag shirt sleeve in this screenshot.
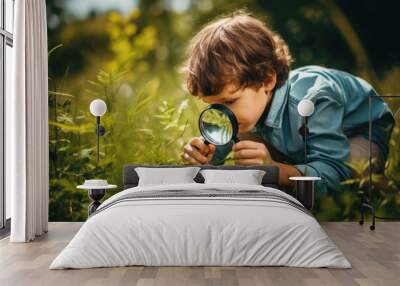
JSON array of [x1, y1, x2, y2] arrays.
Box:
[[294, 91, 353, 193], [210, 141, 234, 165]]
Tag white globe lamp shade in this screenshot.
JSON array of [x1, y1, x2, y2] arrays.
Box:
[[297, 99, 315, 117], [90, 99, 107, 117]]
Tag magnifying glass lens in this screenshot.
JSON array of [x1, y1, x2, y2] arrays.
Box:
[[198, 104, 239, 146]]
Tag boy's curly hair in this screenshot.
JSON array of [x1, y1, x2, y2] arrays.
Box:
[[183, 10, 293, 96]]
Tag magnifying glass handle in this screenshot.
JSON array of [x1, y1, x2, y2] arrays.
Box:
[[233, 136, 240, 143]]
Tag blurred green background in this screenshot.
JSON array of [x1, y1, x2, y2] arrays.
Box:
[[47, 0, 400, 221]]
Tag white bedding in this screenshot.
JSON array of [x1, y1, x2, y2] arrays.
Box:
[[50, 183, 351, 269]]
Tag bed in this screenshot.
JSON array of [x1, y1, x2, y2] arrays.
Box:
[[50, 164, 350, 269]]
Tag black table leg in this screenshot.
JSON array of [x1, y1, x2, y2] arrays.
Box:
[[87, 189, 106, 216], [295, 180, 315, 210]]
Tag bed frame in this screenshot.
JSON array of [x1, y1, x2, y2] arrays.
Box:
[[123, 164, 281, 190]]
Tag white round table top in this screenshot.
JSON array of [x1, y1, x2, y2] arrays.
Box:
[[77, 184, 117, 190], [289, 176, 321, 181]]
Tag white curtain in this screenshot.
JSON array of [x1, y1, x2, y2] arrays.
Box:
[[8, 0, 49, 242]]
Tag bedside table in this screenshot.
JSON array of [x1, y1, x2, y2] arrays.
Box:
[[77, 179, 117, 216]]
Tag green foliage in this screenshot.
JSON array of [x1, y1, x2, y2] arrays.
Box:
[[48, 15, 193, 220], [49, 65, 191, 220], [105, 10, 157, 77]]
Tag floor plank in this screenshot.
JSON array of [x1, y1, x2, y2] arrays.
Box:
[[0, 222, 399, 286]]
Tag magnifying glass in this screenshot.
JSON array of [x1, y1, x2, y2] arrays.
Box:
[[198, 104, 239, 146]]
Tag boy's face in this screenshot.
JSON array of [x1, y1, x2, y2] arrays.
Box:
[[199, 83, 273, 133]]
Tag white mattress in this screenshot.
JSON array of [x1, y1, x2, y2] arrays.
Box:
[[50, 183, 351, 269]]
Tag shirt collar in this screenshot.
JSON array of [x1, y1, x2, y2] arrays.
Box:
[[263, 79, 289, 128]]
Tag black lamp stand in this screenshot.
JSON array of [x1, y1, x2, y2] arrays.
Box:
[[359, 95, 400, 230], [88, 116, 106, 216], [298, 116, 310, 164], [95, 116, 106, 164]]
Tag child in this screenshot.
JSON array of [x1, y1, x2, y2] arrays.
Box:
[[181, 11, 394, 193]]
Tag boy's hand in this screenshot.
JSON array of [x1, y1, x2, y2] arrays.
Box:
[[233, 140, 272, 165], [182, 137, 216, 165]]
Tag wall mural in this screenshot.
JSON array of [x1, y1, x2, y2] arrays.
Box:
[[47, 0, 400, 221]]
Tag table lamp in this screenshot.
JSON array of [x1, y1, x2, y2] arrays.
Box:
[[89, 99, 107, 164]]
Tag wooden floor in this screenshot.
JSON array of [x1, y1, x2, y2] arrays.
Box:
[[0, 222, 399, 286]]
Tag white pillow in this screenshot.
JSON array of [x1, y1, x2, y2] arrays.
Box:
[[200, 169, 266, 185], [135, 167, 201, 186]]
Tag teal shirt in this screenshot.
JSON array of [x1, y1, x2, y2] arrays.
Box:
[[211, 65, 395, 193]]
